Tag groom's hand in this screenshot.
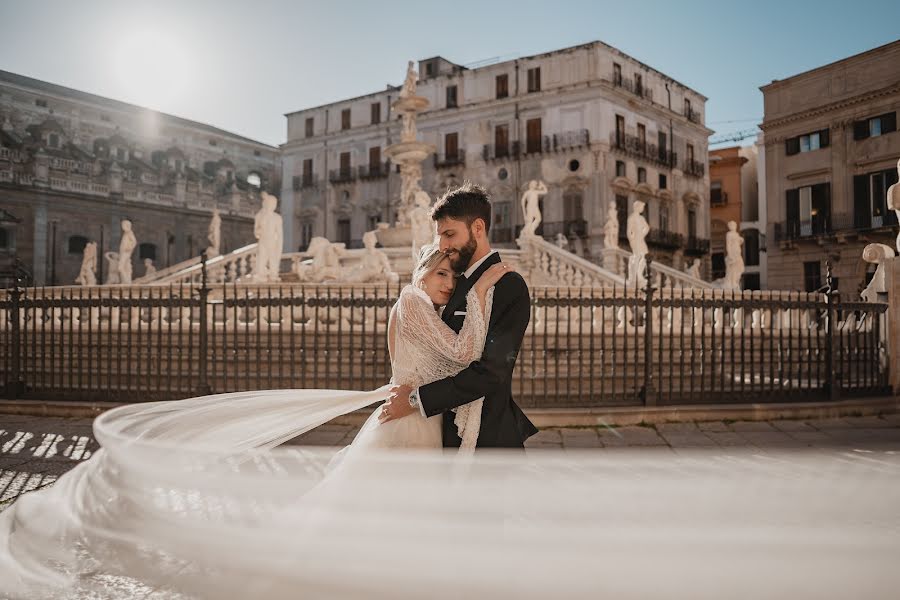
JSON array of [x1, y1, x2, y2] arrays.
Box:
[[379, 385, 415, 423]]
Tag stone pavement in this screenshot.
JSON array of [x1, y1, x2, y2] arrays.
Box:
[[3, 413, 900, 511]]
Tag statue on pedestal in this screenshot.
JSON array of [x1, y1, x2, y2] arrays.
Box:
[[519, 180, 548, 238], [295, 237, 343, 283], [409, 189, 434, 258], [253, 191, 284, 282], [117, 220, 137, 284], [861, 243, 896, 302], [346, 231, 399, 283], [75, 241, 97, 286], [625, 200, 649, 288], [104, 251, 120, 285], [206, 208, 222, 257], [143, 258, 156, 278], [685, 258, 702, 280], [400, 60, 417, 98], [888, 158, 900, 254], [603, 201, 619, 250], [723, 220, 744, 291], [555, 233, 568, 250]]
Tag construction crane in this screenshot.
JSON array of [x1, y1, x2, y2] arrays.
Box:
[[709, 128, 760, 145]]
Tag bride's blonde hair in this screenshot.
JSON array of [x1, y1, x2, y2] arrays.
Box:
[[411, 244, 451, 287]]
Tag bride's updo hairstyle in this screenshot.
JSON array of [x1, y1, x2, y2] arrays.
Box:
[[411, 243, 451, 287]]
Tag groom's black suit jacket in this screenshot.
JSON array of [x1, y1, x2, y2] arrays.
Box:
[[419, 252, 538, 448]]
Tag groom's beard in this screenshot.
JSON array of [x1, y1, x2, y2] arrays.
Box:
[[449, 227, 477, 273]]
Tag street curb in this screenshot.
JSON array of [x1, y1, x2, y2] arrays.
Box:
[[1, 395, 898, 427]]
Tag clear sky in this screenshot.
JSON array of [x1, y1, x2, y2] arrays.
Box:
[[1, 0, 898, 147]]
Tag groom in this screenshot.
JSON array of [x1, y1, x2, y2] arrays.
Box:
[[382, 182, 538, 448]]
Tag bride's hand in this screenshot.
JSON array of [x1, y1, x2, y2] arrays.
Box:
[[474, 263, 515, 295]]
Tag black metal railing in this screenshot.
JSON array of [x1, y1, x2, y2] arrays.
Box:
[[647, 229, 684, 249], [301, 175, 318, 189], [685, 107, 701, 124], [434, 150, 465, 169], [0, 267, 889, 407], [774, 212, 898, 243], [328, 167, 356, 184], [684, 158, 705, 177], [483, 142, 520, 162], [547, 129, 590, 152], [773, 218, 831, 242], [610, 133, 677, 167], [358, 162, 390, 180], [612, 75, 653, 102], [685, 236, 710, 256]]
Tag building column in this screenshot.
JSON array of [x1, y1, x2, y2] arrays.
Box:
[[32, 201, 47, 285]]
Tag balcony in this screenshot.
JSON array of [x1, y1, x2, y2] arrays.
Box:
[[434, 150, 465, 169], [541, 219, 588, 239], [612, 74, 653, 102], [547, 129, 590, 152], [293, 175, 318, 190], [358, 162, 390, 180], [328, 167, 356, 184], [609, 133, 677, 168], [647, 229, 684, 250], [773, 212, 898, 243], [482, 141, 521, 162], [772, 217, 831, 242], [684, 158, 705, 178], [684, 236, 710, 256], [685, 107, 701, 124]]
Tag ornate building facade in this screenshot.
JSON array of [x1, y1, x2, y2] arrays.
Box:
[[761, 40, 900, 294], [0, 70, 280, 286], [281, 41, 712, 270]]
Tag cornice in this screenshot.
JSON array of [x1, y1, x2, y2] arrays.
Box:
[[760, 82, 900, 132]]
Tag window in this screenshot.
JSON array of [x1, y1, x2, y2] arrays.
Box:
[[341, 109, 351, 130], [659, 173, 667, 189], [116, 147, 126, 161], [35, 99, 47, 108], [743, 273, 761, 291], [563, 189, 584, 224], [0, 228, 8, 250], [804, 261, 821, 292], [100, 114, 111, 122], [637, 167, 646, 183], [785, 129, 830, 155], [444, 132, 459, 159], [208, 139, 217, 147], [615, 114, 625, 147], [68, 235, 89, 254], [527, 67, 541, 93], [48, 133, 59, 149], [446, 85, 458, 108], [711, 253, 726, 280], [853, 112, 896, 140], [495, 74, 509, 99], [254, 150, 261, 157], [526, 118, 542, 154], [686, 144, 695, 164], [494, 124, 509, 158], [337, 218, 351, 245], [711, 180, 724, 205], [786, 183, 831, 237], [292, 175, 301, 191], [613, 63, 622, 85], [339, 152, 351, 177], [300, 222, 313, 251], [659, 204, 669, 232], [369, 146, 381, 169], [247, 173, 261, 188], [634, 73, 643, 96], [636, 123, 646, 150], [370, 103, 381, 125], [854, 168, 900, 229], [174, 159, 182, 172], [425, 62, 434, 77], [684, 98, 692, 118], [744, 230, 760, 266], [616, 195, 628, 238], [305, 117, 314, 138], [687, 208, 697, 239], [302, 158, 313, 186], [494, 201, 510, 228], [139, 243, 156, 261], [615, 160, 626, 177], [658, 131, 668, 163]]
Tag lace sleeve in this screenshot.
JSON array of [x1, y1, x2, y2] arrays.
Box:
[[395, 285, 493, 382]]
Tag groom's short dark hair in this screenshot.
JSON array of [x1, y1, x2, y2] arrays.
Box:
[[430, 181, 492, 232]]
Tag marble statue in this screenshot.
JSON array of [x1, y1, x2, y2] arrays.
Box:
[[400, 60, 418, 98], [723, 220, 744, 291], [519, 180, 548, 238], [603, 201, 619, 250], [143, 258, 156, 278], [346, 230, 400, 284], [75, 241, 97, 286], [399, 164, 424, 223], [409, 189, 434, 257], [117, 220, 137, 285], [295, 237, 343, 283], [625, 200, 649, 288], [555, 233, 568, 250], [685, 258, 702, 280], [888, 158, 900, 254], [253, 191, 284, 282], [401, 113, 417, 143], [861, 243, 896, 303], [206, 208, 222, 257], [104, 251, 120, 285]]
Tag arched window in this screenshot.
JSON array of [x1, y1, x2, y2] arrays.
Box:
[[139, 243, 157, 261], [0, 228, 8, 249], [247, 172, 261, 188], [68, 235, 89, 254]]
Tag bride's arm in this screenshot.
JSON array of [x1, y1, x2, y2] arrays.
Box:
[[397, 286, 488, 366]]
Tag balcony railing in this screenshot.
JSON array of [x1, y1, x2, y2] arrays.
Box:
[[647, 229, 684, 249], [328, 167, 356, 184], [293, 175, 318, 190], [685, 107, 701, 124], [612, 74, 653, 102], [548, 129, 590, 152], [434, 150, 465, 169], [610, 133, 677, 168], [774, 212, 899, 242], [358, 162, 390, 180], [482, 141, 521, 162], [541, 219, 588, 239], [684, 158, 705, 178], [773, 218, 831, 242], [684, 236, 710, 256]]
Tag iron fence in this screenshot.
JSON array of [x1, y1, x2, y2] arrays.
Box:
[[0, 266, 890, 408]]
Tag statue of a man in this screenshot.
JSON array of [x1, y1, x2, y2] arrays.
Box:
[[295, 237, 342, 282], [117, 220, 137, 284], [409, 189, 434, 258], [519, 180, 548, 238], [400, 60, 417, 98], [143, 258, 157, 277], [603, 200, 619, 249], [724, 220, 744, 291], [347, 230, 399, 283], [253, 191, 284, 282], [75, 241, 97, 286], [626, 200, 650, 288], [887, 158, 900, 254], [206, 208, 222, 257]]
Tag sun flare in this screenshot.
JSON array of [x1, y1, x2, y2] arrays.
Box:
[[113, 29, 189, 110]]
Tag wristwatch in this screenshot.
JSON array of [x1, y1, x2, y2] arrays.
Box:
[[408, 388, 420, 408]]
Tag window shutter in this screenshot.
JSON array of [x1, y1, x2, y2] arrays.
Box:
[[885, 168, 899, 226], [786, 188, 800, 237], [881, 112, 897, 134], [819, 128, 830, 148], [853, 174, 870, 229], [785, 137, 800, 155], [853, 120, 868, 140]]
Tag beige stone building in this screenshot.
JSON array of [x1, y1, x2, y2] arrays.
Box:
[[761, 41, 900, 294], [0, 70, 280, 286]]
